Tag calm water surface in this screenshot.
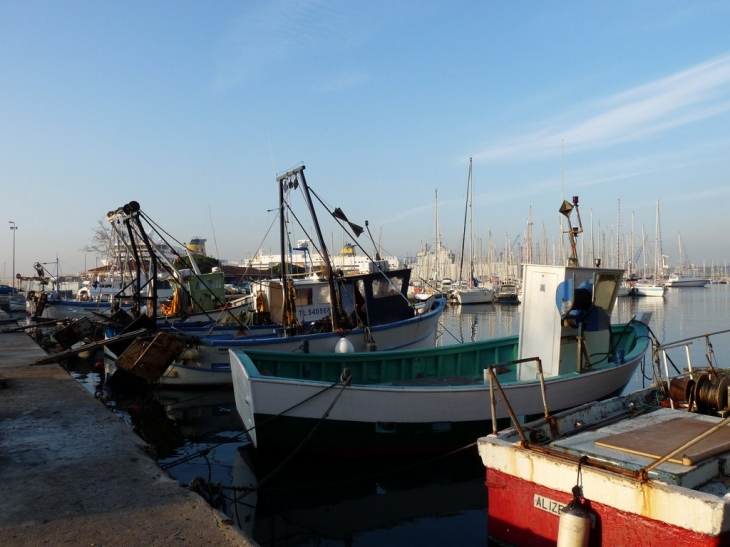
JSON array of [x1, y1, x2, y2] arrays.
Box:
[[68, 284, 730, 546]]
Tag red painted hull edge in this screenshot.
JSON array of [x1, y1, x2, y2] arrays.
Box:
[[486, 468, 728, 547]]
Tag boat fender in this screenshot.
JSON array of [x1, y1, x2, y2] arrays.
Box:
[[340, 367, 352, 386], [178, 348, 199, 361], [335, 336, 354, 353], [557, 485, 591, 547]]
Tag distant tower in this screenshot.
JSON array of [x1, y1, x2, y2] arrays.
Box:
[[187, 237, 207, 256]]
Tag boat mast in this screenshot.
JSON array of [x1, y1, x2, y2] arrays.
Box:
[[559, 196, 583, 266], [435, 189, 441, 283], [526, 206, 533, 265], [469, 159, 475, 286], [654, 200, 661, 282], [457, 159, 471, 287], [617, 199, 622, 270], [629, 211, 636, 279], [278, 168, 288, 324], [278, 165, 341, 331]]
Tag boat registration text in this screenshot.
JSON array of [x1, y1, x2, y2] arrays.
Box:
[[533, 494, 565, 516]]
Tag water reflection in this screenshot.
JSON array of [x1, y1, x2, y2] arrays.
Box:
[[151, 385, 487, 546], [63, 345, 488, 546], [439, 303, 520, 345], [243, 450, 486, 546], [59, 285, 730, 546]]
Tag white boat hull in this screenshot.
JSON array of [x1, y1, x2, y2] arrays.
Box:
[[453, 287, 494, 305], [231, 348, 645, 449], [665, 278, 710, 288], [633, 284, 666, 297], [237, 356, 641, 423], [229, 258, 651, 456], [161, 298, 446, 386]]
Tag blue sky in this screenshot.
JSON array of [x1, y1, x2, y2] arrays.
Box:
[[2, 1, 730, 279]]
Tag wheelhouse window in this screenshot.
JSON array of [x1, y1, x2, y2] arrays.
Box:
[[372, 275, 404, 299], [594, 273, 620, 313], [317, 286, 330, 304], [295, 288, 313, 306]]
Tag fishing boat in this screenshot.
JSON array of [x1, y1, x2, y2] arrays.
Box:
[[479, 328, 730, 547], [229, 196, 651, 458], [231, 304, 649, 458], [163, 272, 445, 386], [103, 165, 446, 387], [24, 259, 137, 320]]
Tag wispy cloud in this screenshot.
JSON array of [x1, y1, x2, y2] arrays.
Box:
[[314, 69, 372, 93], [474, 53, 730, 162], [212, 0, 370, 91]]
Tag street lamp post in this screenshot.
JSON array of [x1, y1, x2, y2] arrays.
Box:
[[8, 221, 17, 291]]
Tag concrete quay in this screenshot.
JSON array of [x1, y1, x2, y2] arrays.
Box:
[[0, 316, 256, 547]]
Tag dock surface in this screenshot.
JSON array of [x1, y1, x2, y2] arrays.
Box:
[[0, 317, 256, 546]]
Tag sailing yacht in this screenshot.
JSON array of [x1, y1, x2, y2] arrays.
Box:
[[664, 232, 710, 288], [412, 190, 456, 301], [633, 201, 667, 297], [453, 158, 494, 305]]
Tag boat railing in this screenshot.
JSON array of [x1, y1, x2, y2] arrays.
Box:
[[486, 357, 546, 438], [657, 328, 730, 410]]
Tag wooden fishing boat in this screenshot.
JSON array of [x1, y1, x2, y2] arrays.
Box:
[[229, 196, 654, 459], [101, 166, 446, 387], [478, 329, 730, 547], [230, 255, 653, 458], [160, 284, 445, 386]]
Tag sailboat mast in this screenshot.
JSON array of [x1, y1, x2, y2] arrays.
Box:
[[434, 189, 441, 282], [629, 211, 636, 278], [458, 159, 471, 286], [617, 199, 622, 270], [469, 159, 475, 284], [526, 206, 533, 265], [654, 200, 660, 281]]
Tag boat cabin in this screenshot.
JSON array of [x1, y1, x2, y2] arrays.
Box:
[[517, 264, 623, 380]]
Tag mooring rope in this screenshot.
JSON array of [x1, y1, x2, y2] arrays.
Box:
[[160, 377, 345, 470], [252, 369, 353, 490]]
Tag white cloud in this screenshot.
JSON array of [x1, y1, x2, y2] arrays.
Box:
[[474, 53, 730, 162], [212, 0, 370, 91]]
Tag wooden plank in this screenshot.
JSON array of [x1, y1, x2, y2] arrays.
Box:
[[31, 328, 151, 365], [114, 331, 189, 382], [596, 417, 730, 466]]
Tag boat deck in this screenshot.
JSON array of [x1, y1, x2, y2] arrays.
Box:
[[549, 407, 730, 492]]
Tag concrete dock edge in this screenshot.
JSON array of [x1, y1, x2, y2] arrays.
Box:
[[0, 325, 257, 546]]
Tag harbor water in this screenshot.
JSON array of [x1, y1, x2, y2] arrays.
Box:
[[64, 284, 730, 546]]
